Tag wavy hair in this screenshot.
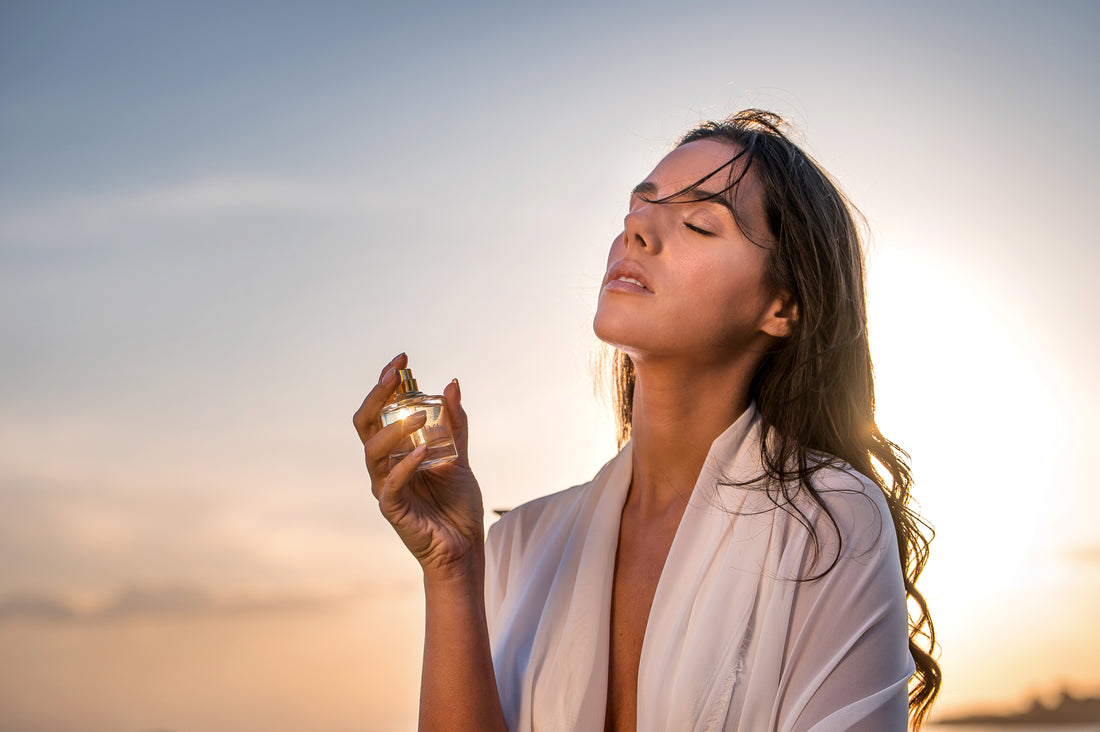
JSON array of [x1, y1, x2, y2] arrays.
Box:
[[607, 109, 940, 728]]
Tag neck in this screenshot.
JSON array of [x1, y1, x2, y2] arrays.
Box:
[[626, 354, 755, 516]]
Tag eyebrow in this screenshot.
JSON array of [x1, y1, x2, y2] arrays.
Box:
[[630, 181, 736, 216]]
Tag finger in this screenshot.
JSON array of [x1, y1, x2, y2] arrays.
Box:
[[377, 352, 407, 381], [380, 352, 408, 409], [352, 353, 408, 443], [378, 443, 428, 514], [443, 378, 470, 466], [352, 368, 398, 444], [366, 410, 428, 487]]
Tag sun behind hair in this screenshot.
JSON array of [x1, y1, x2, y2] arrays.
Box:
[[606, 109, 941, 729]]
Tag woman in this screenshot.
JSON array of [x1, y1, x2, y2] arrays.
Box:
[[353, 109, 940, 731]]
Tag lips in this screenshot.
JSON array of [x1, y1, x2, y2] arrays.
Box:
[[603, 259, 653, 293]]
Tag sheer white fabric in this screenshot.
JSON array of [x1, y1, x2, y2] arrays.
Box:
[[485, 406, 914, 731]]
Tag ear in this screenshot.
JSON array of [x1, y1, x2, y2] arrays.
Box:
[[761, 290, 798, 338]]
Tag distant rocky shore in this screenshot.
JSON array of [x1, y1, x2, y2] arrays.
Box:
[[937, 690, 1100, 725]]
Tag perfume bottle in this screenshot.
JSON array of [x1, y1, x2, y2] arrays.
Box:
[[379, 368, 458, 470]]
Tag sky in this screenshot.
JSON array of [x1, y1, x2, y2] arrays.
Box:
[[1, 1, 1098, 730]]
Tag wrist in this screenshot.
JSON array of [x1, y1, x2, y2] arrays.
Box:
[[422, 550, 486, 593]]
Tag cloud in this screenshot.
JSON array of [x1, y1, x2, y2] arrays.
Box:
[[0, 580, 411, 624], [0, 465, 419, 605], [0, 594, 76, 622], [0, 175, 381, 244]]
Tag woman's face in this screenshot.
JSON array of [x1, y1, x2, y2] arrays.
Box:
[[593, 138, 791, 364]]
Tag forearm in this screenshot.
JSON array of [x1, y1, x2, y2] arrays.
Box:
[[418, 557, 508, 732]]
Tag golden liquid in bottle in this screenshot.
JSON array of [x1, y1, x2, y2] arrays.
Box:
[[380, 394, 458, 470]]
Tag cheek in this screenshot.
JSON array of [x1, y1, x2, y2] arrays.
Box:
[[680, 253, 770, 314], [680, 251, 740, 296]]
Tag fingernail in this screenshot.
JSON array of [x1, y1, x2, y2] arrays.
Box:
[[411, 443, 427, 458], [383, 367, 396, 382], [406, 410, 427, 425], [451, 378, 461, 399]]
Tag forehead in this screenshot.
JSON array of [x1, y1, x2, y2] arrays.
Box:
[[644, 138, 748, 195]]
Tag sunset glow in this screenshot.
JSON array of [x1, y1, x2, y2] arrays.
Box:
[[1, 2, 1098, 729]]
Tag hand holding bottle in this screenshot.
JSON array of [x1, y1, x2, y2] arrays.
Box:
[[353, 353, 486, 579]]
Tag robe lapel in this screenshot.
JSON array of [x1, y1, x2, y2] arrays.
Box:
[[637, 406, 774, 732], [525, 440, 634, 730]]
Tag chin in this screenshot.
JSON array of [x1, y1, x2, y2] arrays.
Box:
[[592, 309, 646, 354], [592, 308, 621, 346]]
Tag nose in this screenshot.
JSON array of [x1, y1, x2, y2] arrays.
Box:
[[622, 202, 657, 252]]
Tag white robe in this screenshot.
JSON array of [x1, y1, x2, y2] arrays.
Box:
[[484, 406, 915, 731]]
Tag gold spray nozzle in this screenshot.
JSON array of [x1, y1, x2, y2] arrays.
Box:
[[396, 368, 419, 395]]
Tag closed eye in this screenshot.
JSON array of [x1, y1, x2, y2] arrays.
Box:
[[685, 222, 714, 236]]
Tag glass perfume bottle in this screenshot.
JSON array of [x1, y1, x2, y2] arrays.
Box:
[[379, 368, 458, 470]]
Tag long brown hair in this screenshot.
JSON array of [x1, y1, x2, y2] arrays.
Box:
[[607, 109, 940, 728]]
